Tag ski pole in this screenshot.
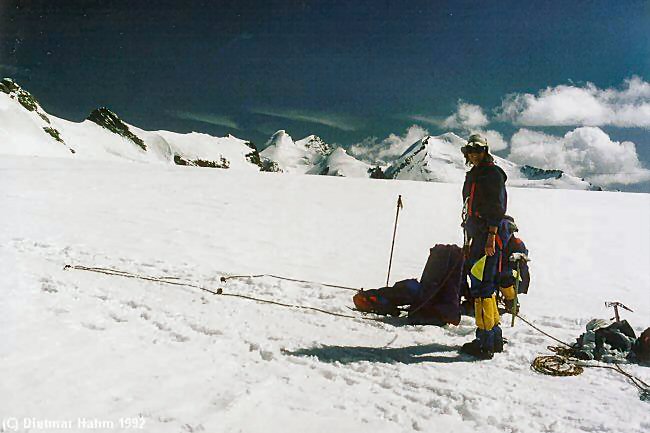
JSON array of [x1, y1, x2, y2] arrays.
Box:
[[386, 195, 403, 287]]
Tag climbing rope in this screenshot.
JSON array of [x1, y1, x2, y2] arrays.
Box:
[[64, 263, 649, 400], [64, 264, 382, 322], [506, 306, 649, 400], [532, 355, 584, 376], [514, 313, 573, 347], [522, 333, 650, 401], [532, 354, 650, 401], [220, 273, 359, 291]]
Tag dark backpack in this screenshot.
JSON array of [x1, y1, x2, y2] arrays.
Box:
[[500, 216, 531, 294]]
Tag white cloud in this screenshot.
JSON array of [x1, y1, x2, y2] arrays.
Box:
[[251, 107, 359, 131], [442, 101, 489, 129], [509, 126, 650, 185], [430, 102, 507, 151], [405, 114, 446, 127], [169, 111, 240, 130], [477, 129, 508, 152], [349, 125, 429, 164], [497, 76, 650, 128]]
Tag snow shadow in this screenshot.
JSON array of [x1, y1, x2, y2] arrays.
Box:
[[284, 343, 470, 364]]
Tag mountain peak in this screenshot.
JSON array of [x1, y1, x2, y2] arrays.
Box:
[[0, 78, 42, 113], [437, 132, 465, 143], [261, 131, 337, 173], [0, 77, 20, 92], [295, 134, 331, 155], [87, 107, 146, 151], [266, 130, 294, 147]]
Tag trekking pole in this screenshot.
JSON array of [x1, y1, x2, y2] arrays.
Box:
[[386, 195, 403, 287]]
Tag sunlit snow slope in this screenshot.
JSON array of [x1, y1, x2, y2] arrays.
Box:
[[2, 155, 649, 433], [0, 79, 262, 170]]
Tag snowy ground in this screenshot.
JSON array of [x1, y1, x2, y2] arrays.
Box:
[[1, 155, 649, 433]]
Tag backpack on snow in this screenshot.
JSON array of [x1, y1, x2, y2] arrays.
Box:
[[352, 244, 464, 325]]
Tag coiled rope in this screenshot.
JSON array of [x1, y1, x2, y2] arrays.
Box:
[[523, 338, 650, 401], [532, 355, 584, 376]]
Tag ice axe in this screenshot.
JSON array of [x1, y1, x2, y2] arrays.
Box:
[[385, 195, 403, 287], [605, 301, 633, 322], [509, 252, 529, 327]]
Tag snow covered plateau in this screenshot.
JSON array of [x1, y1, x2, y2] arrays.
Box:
[[1, 152, 649, 433]]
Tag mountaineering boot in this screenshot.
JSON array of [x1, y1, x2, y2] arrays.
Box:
[[460, 339, 494, 360], [493, 325, 504, 353]]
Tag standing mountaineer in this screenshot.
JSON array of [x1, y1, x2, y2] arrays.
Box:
[[460, 134, 510, 359]]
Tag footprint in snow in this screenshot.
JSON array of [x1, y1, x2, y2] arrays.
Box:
[[152, 321, 172, 332], [123, 300, 152, 311], [40, 280, 58, 293], [170, 332, 190, 343], [81, 322, 105, 331], [319, 369, 336, 380], [109, 313, 128, 323], [188, 323, 222, 336]]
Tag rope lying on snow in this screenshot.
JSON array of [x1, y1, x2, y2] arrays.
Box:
[[527, 344, 650, 401], [543, 346, 650, 390], [514, 313, 573, 348], [64, 264, 649, 399], [499, 305, 649, 400], [220, 273, 359, 291], [63, 264, 378, 321]]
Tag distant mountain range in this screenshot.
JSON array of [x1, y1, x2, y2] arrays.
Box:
[[0, 78, 600, 190]]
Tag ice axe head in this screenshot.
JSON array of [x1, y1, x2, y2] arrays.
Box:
[[509, 252, 529, 263], [604, 301, 633, 322]]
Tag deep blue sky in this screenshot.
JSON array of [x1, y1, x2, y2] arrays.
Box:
[[1, 0, 649, 189]]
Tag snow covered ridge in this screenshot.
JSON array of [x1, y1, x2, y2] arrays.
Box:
[[1, 78, 599, 189], [0, 78, 268, 170], [385, 133, 600, 190], [0, 78, 74, 154], [260, 130, 372, 177]]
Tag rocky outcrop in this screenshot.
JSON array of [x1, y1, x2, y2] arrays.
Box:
[[87, 107, 146, 151]]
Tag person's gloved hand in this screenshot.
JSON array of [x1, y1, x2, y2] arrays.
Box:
[[485, 234, 496, 256]]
